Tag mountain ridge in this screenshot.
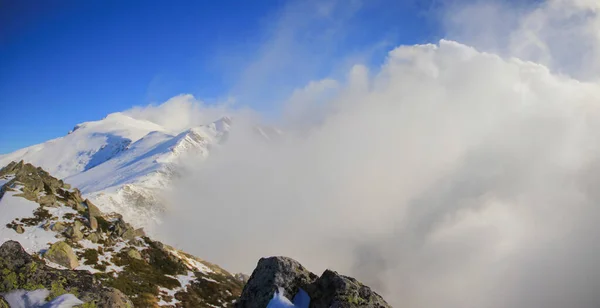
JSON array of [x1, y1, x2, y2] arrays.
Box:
[[0, 113, 233, 231], [0, 161, 244, 307]]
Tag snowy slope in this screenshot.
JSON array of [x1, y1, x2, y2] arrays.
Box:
[[0, 190, 60, 254], [66, 118, 231, 229], [0, 113, 167, 179], [0, 113, 232, 232]]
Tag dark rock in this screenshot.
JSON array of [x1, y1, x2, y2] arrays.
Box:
[[236, 257, 391, 308], [306, 270, 390, 308], [236, 256, 318, 308]]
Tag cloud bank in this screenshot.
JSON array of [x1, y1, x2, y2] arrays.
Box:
[[155, 1, 600, 307]]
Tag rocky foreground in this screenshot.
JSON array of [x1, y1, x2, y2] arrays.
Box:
[[236, 257, 391, 308], [0, 161, 390, 307], [0, 161, 243, 307]]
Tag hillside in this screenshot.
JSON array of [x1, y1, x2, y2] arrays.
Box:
[[0, 161, 244, 307]]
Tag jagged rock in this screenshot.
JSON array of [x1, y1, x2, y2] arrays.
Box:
[[237, 257, 391, 308], [44, 241, 79, 269], [50, 222, 67, 233], [15, 225, 24, 234], [0, 241, 133, 307], [236, 256, 318, 308]]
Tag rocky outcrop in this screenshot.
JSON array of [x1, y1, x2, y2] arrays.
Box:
[[0, 161, 245, 307], [44, 241, 79, 269], [237, 257, 391, 308], [236, 257, 317, 307], [0, 241, 133, 307]]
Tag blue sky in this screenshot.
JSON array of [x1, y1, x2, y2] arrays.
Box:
[[0, 0, 439, 154]]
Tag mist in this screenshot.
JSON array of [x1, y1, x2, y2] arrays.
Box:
[[153, 1, 600, 307]]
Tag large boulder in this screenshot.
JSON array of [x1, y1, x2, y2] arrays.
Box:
[[305, 270, 391, 308], [236, 257, 317, 308], [236, 257, 391, 308], [44, 241, 79, 269]]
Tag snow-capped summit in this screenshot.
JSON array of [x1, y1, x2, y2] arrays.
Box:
[[0, 112, 233, 232], [0, 112, 167, 179]]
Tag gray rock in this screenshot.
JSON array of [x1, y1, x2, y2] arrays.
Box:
[[306, 270, 391, 308], [236, 256, 318, 308], [236, 257, 391, 308], [44, 241, 79, 269]]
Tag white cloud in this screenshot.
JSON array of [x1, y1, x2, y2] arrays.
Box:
[[442, 0, 600, 80], [158, 36, 600, 307], [123, 94, 238, 133]]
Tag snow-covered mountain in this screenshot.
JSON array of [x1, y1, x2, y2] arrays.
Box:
[[0, 112, 233, 231]]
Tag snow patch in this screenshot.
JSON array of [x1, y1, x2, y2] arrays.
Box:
[[266, 287, 310, 308], [0, 192, 60, 253], [3, 288, 83, 308]]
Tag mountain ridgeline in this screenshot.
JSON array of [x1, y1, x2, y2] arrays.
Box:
[[0, 161, 391, 307]]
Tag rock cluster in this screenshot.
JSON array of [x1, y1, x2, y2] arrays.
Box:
[[0, 240, 133, 307], [236, 257, 391, 308], [0, 161, 245, 307]]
